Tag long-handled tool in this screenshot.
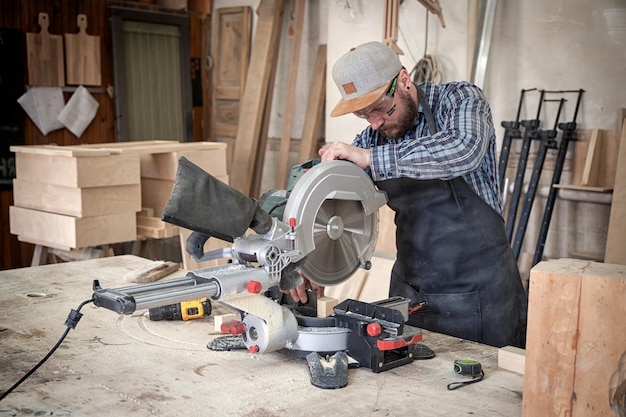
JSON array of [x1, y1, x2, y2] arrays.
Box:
[[511, 98, 564, 260], [532, 89, 585, 266], [498, 88, 536, 188], [505, 90, 545, 242]]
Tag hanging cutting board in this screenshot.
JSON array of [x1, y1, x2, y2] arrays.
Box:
[[26, 12, 65, 86], [64, 14, 101, 86]]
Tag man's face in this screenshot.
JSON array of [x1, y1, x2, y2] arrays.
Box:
[[376, 86, 418, 139], [354, 81, 418, 140]]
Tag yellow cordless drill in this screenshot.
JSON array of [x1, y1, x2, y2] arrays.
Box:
[[148, 298, 211, 321]]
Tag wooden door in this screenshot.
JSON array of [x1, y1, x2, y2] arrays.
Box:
[[210, 6, 252, 173]]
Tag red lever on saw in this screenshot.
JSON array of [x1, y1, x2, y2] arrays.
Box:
[[221, 320, 246, 335]]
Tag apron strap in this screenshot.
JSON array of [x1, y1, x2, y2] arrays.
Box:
[[416, 85, 437, 136]]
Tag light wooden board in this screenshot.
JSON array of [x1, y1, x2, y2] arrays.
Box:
[[605, 116, 626, 264], [230, 0, 286, 195], [12, 179, 141, 218], [210, 6, 252, 172], [298, 44, 327, 162], [10, 206, 136, 249], [26, 12, 64, 86], [64, 14, 102, 86], [13, 150, 140, 188], [276, 0, 305, 189], [498, 346, 525, 375]]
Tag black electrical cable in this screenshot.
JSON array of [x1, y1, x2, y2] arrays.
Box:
[[0, 298, 94, 402]]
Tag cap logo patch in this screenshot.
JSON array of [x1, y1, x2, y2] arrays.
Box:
[[342, 82, 357, 95]]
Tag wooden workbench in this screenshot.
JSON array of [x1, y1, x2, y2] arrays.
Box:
[[0, 256, 523, 416]]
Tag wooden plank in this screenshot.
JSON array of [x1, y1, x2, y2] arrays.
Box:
[[573, 262, 626, 417], [276, 0, 305, 188], [374, 204, 396, 258], [298, 44, 327, 162], [581, 129, 602, 186], [139, 145, 228, 180], [12, 179, 141, 217], [14, 152, 140, 188], [211, 6, 252, 171], [498, 346, 525, 375], [605, 116, 626, 264], [10, 206, 136, 249], [230, 0, 286, 195], [522, 259, 584, 416], [11, 144, 117, 157]]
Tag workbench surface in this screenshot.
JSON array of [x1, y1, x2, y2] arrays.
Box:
[[0, 255, 523, 416]]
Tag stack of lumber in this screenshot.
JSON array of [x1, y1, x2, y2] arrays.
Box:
[[9, 145, 141, 250]]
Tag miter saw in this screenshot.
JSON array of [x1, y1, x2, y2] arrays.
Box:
[[91, 157, 424, 388]]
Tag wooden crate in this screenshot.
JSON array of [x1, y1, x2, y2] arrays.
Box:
[[12, 179, 141, 218], [11, 145, 140, 187], [10, 206, 137, 250], [522, 259, 626, 417]]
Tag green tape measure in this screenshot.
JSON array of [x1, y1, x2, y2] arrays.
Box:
[[453, 359, 483, 376], [448, 359, 485, 390]]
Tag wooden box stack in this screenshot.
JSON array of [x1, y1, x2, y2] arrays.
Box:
[[78, 141, 229, 240], [10, 145, 141, 250], [523, 258, 626, 417]]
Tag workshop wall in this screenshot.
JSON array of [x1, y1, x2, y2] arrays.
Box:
[[324, 0, 625, 283]]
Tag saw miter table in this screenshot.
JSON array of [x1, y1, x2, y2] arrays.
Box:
[[91, 159, 423, 386]]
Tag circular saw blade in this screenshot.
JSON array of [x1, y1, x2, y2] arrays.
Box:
[[282, 161, 386, 287], [302, 199, 374, 285]]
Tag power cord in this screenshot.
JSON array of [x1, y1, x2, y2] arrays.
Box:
[[409, 11, 443, 84], [0, 298, 94, 402]]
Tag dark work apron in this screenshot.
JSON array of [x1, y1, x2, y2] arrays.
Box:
[[375, 86, 527, 348]]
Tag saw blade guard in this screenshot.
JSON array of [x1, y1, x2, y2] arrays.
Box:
[[283, 160, 387, 286]]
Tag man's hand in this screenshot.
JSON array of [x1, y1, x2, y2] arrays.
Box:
[[286, 276, 325, 304], [319, 142, 370, 169]]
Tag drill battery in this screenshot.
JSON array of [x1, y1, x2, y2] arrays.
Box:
[[148, 298, 212, 321]]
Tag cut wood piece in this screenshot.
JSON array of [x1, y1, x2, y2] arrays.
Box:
[[211, 6, 253, 171], [139, 145, 228, 180], [317, 296, 339, 318], [522, 259, 626, 417], [573, 262, 626, 417], [230, 0, 286, 195], [374, 204, 396, 258], [64, 14, 101, 86], [298, 44, 327, 162], [124, 260, 179, 283], [13, 149, 140, 188], [605, 116, 626, 265], [276, 0, 305, 188], [26, 13, 64, 86], [10, 206, 136, 249], [522, 259, 584, 416], [498, 346, 525, 375], [12, 179, 141, 218], [581, 129, 602, 186]]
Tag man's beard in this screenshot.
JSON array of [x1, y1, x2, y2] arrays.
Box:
[[378, 88, 418, 139]]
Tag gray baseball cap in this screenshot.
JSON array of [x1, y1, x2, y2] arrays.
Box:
[[330, 42, 403, 117]]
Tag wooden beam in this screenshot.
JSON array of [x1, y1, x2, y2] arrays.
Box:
[[230, 0, 286, 195], [276, 0, 305, 188], [605, 114, 626, 264], [298, 44, 327, 162]]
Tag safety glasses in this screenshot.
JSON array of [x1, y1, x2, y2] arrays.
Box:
[[353, 75, 398, 119]]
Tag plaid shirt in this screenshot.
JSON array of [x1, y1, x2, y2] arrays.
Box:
[[353, 81, 503, 215]]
